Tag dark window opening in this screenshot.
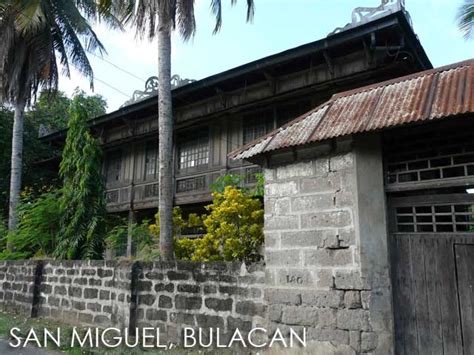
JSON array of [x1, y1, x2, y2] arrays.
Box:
[[243, 110, 273, 144], [106, 150, 122, 183], [145, 141, 158, 180]]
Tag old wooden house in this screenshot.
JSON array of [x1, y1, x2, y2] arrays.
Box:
[[42, 4, 430, 224]]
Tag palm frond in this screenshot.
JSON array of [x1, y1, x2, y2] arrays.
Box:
[[457, 1, 474, 40], [0, 0, 114, 103], [12, 0, 44, 34], [210, 0, 222, 34], [246, 0, 254, 23], [177, 0, 195, 41]]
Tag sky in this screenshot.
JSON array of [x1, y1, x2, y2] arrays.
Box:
[[59, 0, 474, 112]]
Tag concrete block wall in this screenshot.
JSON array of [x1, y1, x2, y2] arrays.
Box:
[[0, 261, 38, 315], [38, 261, 131, 327], [0, 260, 266, 346], [263, 136, 392, 354], [135, 262, 266, 345]]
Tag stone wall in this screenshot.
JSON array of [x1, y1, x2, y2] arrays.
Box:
[[135, 262, 266, 344], [0, 260, 266, 346], [263, 136, 393, 354], [0, 261, 39, 315], [38, 261, 131, 327]]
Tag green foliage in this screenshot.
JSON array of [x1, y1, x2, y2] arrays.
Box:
[[54, 96, 107, 260], [0, 105, 55, 214], [211, 172, 265, 197], [0, 189, 62, 260], [0, 91, 107, 216], [252, 173, 265, 197], [161, 186, 264, 262], [0, 215, 7, 248], [194, 186, 264, 262], [210, 174, 244, 193], [105, 219, 154, 260], [29, 90, 107, 131], [174, 237, 197, 261], [149, 207, 187, 238]]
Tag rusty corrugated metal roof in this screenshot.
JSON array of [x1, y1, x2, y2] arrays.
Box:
[[230, 59, 474, 160]]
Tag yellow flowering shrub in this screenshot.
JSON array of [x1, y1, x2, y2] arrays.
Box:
[[149, 187, 264, 262], [190, 186, 264, 262]]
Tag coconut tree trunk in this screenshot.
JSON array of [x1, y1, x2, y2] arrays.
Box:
[[157, 21, 175, 261], [8, 99, 26, 235]]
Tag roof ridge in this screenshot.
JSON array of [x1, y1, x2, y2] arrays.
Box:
[[331, 59, 474, 101]]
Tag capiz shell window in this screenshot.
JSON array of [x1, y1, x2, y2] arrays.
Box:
[[178, 128, 210, 170]]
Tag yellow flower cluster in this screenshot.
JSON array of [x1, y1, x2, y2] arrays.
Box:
[[150, 186, 264, 262]]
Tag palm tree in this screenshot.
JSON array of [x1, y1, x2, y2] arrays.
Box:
[[127, 0, 254, 261], [0, 1, 119, 233], [457, 0, 474, 39]]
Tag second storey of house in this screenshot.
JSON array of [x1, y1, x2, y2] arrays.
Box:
[[41, 8, 432, 214]]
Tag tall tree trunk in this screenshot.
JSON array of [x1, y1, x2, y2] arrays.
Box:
[[8, 99, 26, 236], [157, 21, 175, 261]]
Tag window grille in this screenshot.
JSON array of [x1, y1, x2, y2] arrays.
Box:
[[176, 176, 206, 193], [178, 129, 209, 170], [385, 126, 474, 186], [395, 203, 474, 233]]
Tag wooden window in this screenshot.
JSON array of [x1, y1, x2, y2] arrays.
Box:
[[276, 100, 311, 127], [106, 150, 122, 182], [385, 124, 474, 187], [145, 141, 158, 179], [395, 202, 474, 233], [178, 128, 209, 170], [243, 110, 273, 144]]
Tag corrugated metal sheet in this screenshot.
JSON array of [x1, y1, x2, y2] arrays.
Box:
[[230, 59, 474, 160]]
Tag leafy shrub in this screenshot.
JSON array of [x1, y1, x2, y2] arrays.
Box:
[[105, 219, 154, 260], [54, 97, 106, 260], [0, 215, 7, 242], [192, 186, 264, 262], [0, 189, 62, 259], [149, 207, 196, 260], [210, 174, 245, 193], [149, 207, 186, 238], [166, 186, 264, 262], [211, 172, 264, 197]]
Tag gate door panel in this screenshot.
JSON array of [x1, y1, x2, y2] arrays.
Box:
[[455, 244, 474, 354], [392, 233, 465, 354], [389, 195, 474, 355]]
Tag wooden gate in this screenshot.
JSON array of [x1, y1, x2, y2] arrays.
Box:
[[389, 195, 474, 354]]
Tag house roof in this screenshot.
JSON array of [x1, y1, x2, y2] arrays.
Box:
[[41, 10, 431, 143], [229, 59, 474, 161]]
